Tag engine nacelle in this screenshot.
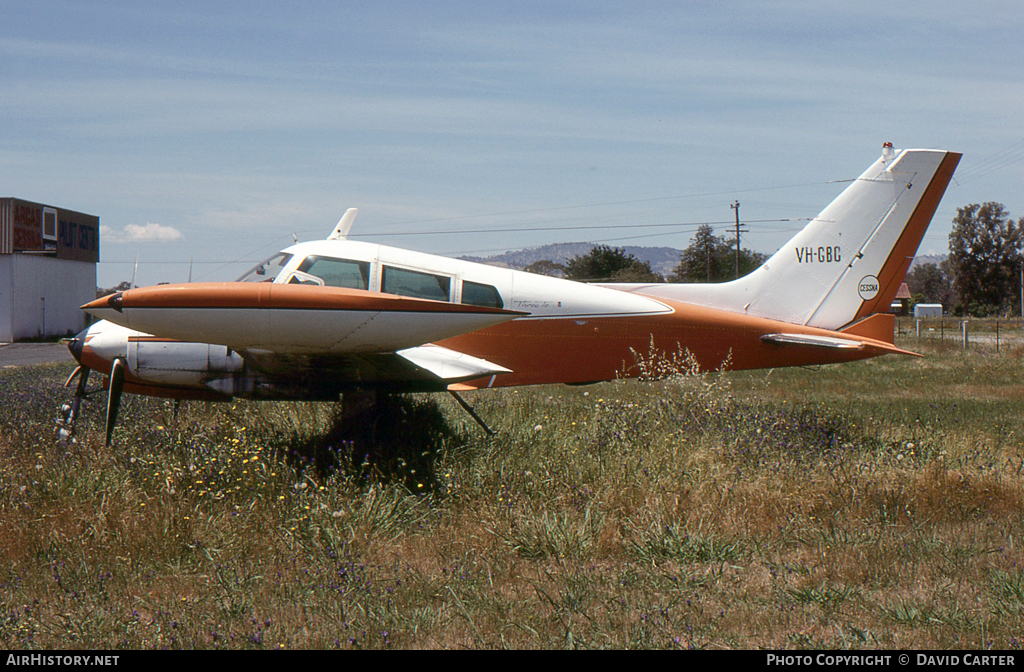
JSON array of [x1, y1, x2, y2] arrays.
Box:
[[127, 340, 244, 386]]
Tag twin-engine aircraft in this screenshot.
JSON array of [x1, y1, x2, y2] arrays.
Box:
[[63, 145, 960, 443]]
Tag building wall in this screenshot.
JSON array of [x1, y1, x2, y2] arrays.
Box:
[[0, 256, 10, 341], [0, 255, 95, 341]]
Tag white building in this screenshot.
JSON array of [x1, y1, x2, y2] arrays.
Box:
[[914, 303, 943, 318], [0, 198, 98, 341]]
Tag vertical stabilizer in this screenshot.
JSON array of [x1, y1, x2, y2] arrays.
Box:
[[614, 147, 960, 331]]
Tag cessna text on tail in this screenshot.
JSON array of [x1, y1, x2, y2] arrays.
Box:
[[62, 145, 960, 443]]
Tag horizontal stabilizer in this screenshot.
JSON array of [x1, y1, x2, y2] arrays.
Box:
[[839, 312, 895, 345], [761, 333, 863, 349], [397, 344, 511, 381], [762, 328, 920, 358]]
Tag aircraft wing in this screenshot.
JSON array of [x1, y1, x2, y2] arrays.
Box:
[[82, 282, 527, 356], [77, 281, 523, 399]]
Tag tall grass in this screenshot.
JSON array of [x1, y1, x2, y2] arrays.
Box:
[[1, 337, 1022, 649]]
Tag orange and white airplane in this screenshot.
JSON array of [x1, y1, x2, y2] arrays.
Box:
[[63, 145, 960, 443]]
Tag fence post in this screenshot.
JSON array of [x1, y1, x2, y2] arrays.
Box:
[[996, 321, 1000, 352], [916, 319, 921, 339], [962, 320, 969, 349]]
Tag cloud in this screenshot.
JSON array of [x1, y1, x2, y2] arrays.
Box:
[[100, 223, 183, 243]]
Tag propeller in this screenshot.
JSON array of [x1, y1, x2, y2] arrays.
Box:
[[57, 366, 90, 441], [105, 358, 126, 446], [64, 365, 83, 388]]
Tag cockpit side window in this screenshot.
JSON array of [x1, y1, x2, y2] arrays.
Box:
[[295, 256, 370, 290], [382, 266, 451, 302], [462, 281, 504, 309], [237, 253, 293, 283]]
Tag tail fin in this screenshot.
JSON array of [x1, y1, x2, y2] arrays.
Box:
[[622, 147, 961, 330]]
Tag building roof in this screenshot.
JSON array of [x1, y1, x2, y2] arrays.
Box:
[[895, 282, 911, 300]]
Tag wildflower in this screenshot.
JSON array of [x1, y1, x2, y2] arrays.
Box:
[[533, 424, 543, 432]]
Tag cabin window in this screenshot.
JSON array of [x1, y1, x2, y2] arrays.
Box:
[[462, 281, 503, 309], [382, 266, 451, 302], [237, 253, 292, 282], [295, 256, 370, 290]]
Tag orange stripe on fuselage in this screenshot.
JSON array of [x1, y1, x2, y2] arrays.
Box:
[[88, 283, 522, 316], [440, 298, 889, 387]]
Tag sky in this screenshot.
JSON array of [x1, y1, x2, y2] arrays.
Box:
[[3, 1, 1023, 288]]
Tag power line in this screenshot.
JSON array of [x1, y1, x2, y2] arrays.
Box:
[[102, 174, 844, 279], [345, 217, 804, 239], [955, 138, 1024, 185], [327, 179, 848, 232]]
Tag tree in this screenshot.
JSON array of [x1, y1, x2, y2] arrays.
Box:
[[523, 259, 565, 277], [904, 261, 956, 309], [563, 245, 663, 282], [96, 280, 132, 298], [670, 224, 767, 283], [948, 202, 1024, 316]]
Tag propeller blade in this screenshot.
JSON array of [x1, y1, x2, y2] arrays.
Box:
[[64, 365, 83, 388], [69, 366, 90, 422], [106, 358, 126, 446], [58, 366, 91, 441]]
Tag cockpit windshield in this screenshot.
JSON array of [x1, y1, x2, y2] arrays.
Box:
[[236, 253, 293, 283]]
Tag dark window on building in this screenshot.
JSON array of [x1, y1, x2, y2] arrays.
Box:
[[42, 208, 57, 241], [462, 280, 503, 309], [382, 266, 451, 301]]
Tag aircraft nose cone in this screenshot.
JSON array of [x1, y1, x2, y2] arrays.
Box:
[[70, 320, 131, 371]]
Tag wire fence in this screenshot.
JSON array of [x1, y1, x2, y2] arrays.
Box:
[[895, 317, 1024, 351]]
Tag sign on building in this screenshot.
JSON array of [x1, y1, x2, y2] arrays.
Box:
[[1, 198, 100, 262]]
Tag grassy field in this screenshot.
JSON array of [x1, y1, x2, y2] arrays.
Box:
[[1, 330, 1023, 649]]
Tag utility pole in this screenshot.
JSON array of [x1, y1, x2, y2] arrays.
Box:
[[730, 201, 742, 279]]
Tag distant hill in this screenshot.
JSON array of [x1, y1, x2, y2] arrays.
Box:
[[909, 253, 948, 269], [460, 243, 686, 277]]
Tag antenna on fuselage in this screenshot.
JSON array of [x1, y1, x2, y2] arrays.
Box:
[[327, 208, 358, 240]]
